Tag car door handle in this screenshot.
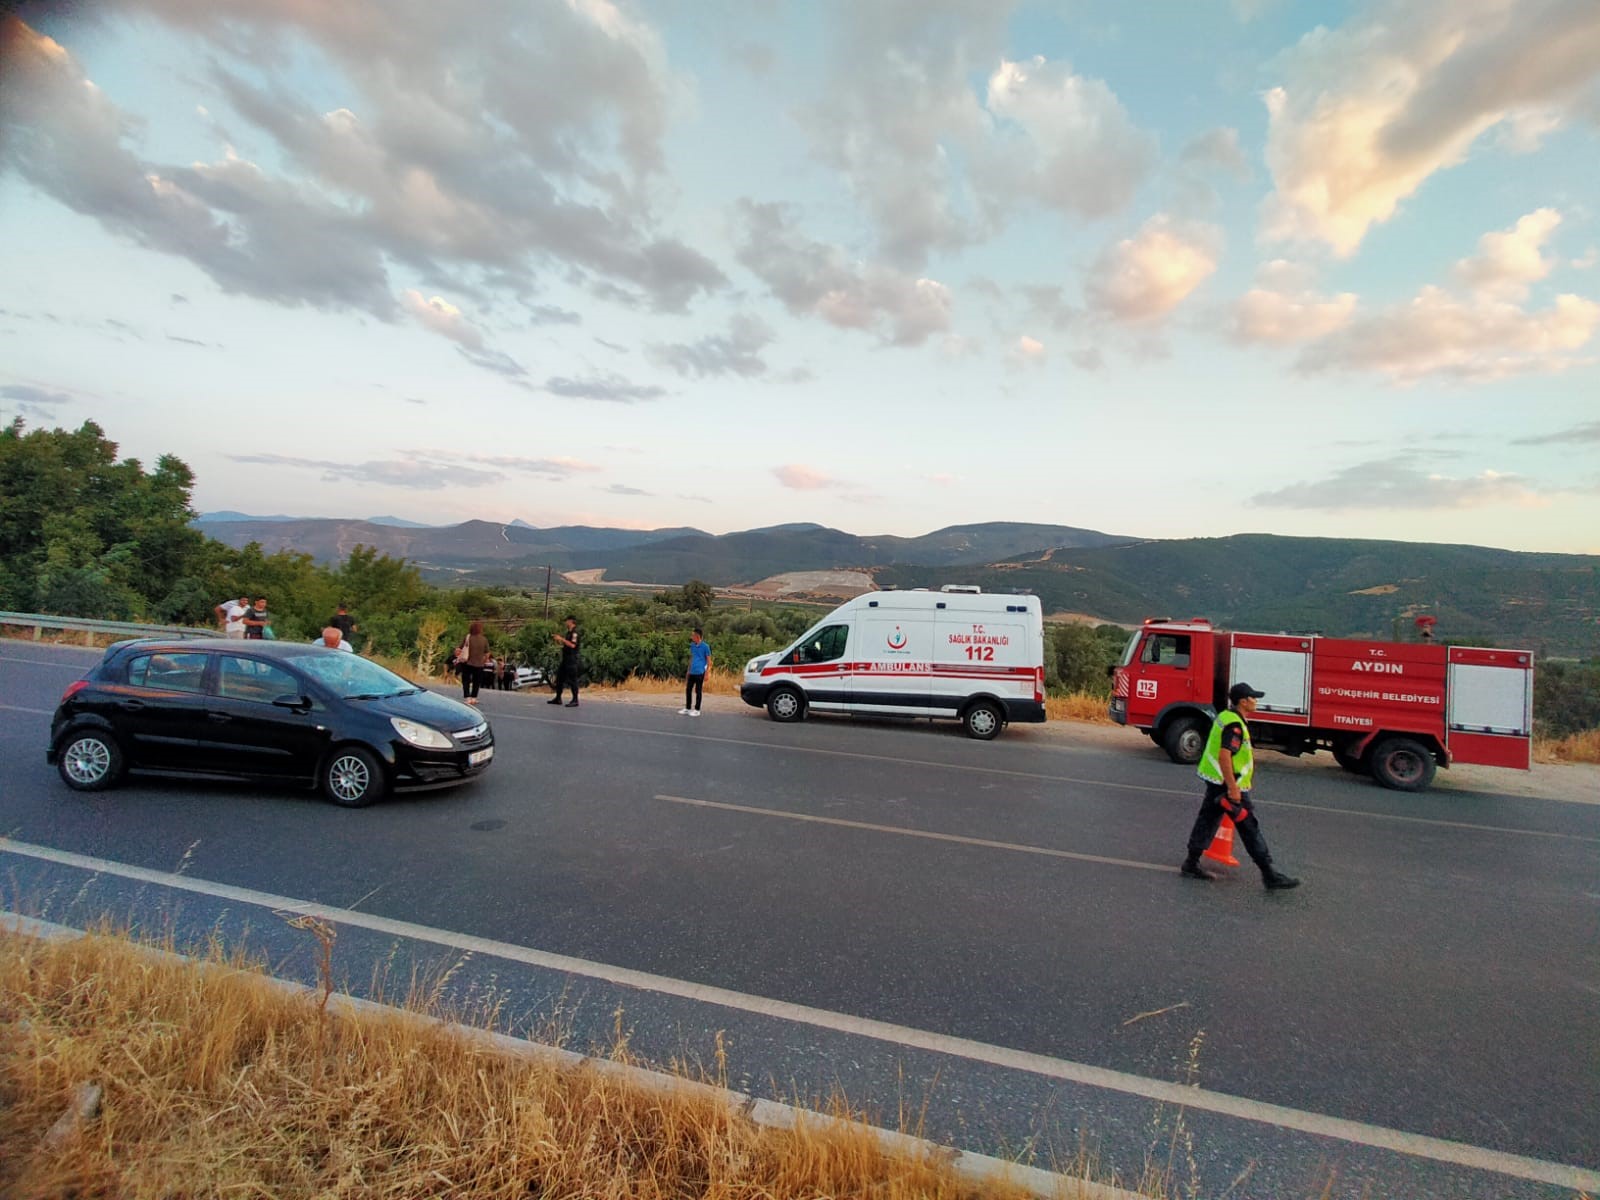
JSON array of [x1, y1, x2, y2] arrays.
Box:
[[206, 712, 231, 723], [119, 699, 146, 710]]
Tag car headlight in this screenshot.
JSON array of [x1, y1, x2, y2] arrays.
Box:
[[746, 656, 769, 674], [390, 717, 453, 749]]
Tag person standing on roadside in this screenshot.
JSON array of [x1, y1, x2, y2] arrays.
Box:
[[215, 594, 250, 638], [550, 615, 581, 707], [461, 620, 489, 706], [329, 602, 356, 644], [679, 627, 712, 717], [241, 597, 272, 640], [1181, 682, 1300, 890]]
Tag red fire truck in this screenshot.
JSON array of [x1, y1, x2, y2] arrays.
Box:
[[1108, 619, 1534, 791]]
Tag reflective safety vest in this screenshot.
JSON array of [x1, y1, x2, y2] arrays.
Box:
[[1197, 709, 1254, 790]]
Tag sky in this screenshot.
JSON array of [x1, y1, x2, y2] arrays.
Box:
[[1, 0, 1598, 554]]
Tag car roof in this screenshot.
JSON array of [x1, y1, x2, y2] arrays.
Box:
[[104, 638, 327, 661]]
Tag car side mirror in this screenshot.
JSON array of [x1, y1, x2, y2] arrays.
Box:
[[273, 694, 312, 712], [1105, 665, 1116, 677]]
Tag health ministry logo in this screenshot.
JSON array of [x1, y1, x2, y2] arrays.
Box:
[[887, 626, 908, 650]]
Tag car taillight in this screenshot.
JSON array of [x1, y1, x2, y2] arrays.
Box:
[[1034, 665, 1044, 703], [61, 680, 89, 703]]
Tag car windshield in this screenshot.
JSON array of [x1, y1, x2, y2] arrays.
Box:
[[292, 652, 418, 699]]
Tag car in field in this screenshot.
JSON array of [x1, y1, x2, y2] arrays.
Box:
[[47, 639, 494, 806], [510, 664, 545, 690]]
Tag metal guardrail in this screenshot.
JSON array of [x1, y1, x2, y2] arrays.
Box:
[[0, 611, 219, 646]]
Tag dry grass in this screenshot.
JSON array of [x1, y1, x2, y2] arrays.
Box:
[[1533, 728, 1600, 764], [1046, 691, 1115, 725], [2, 926, 1160, 1200]]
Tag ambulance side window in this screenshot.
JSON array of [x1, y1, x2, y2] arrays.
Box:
[[795, 624, 848, 664], [1140, 634, 1191, 668]]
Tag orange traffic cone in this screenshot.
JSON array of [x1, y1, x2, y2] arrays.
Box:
[[1202, 815, 1241, 868]]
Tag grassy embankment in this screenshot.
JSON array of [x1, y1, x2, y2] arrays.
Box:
[[1, 923, 1189, 1200]]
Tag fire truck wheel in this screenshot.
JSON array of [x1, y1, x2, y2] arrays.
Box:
[[1369, 737, 1436, 792], [1333, 742, 1367, 774], [766, 687, 805, 723], [962, 700, 1004, 740], [1162, 716, 1206, 764]]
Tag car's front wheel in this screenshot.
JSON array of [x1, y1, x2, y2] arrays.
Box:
[[766, 687, 805, 723], [322, 746, 386, 807], [56, 730, 125, 792]]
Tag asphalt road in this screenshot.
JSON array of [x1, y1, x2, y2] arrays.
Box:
[[2, 640, 1597, 1199]]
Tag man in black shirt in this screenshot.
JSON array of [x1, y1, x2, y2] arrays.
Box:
[[550, 616, 581, 707], [329, 603, 356, 643]]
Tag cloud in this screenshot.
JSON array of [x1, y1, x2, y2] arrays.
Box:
[[1297, 286, 1600, 381], [1231, 260, 1357, 343], [417, 452, 600, 478], [603, 483, 651, 496], [981, 56, 1155, 222], [166, 333, 217, 348], [1180, 127, 1251, 178], [1455, 208, 1562, 297], [1512, 419, 1600, 445], [772, 464, 837, 490], [800, 6, 1151, 266], [647, 314, 773, 378], [0, 9, 726, 322], [733, 201, 952, 345], [457, 345, 528, 378], [0, 382, 74, 419], [543, 372, 666, 403], [227, 453, 503, 489], [1086, 216, 1222, 322], [1250, 458, 1546, 510], [1261, 0, 1600, 255], [402, 290, 483, 348], [1009, 334, 1046, 366], [1070, 347, 1105, 371]]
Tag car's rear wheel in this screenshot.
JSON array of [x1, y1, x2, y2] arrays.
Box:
[[1369, 737, 1436, 792], [962, 700, 1004, 740], [322, 746, 386, 807], [57, 730, 124, 792]]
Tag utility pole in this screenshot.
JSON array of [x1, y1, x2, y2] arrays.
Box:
[[543, 564, 552, 619]]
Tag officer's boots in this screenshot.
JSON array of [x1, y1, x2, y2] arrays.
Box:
[[1179, 855, 1215, 881]]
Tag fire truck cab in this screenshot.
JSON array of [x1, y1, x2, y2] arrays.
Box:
[[1109, 618, 1534, 792]]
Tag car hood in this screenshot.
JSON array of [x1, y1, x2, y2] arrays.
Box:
[[364, 688, 487, 733]]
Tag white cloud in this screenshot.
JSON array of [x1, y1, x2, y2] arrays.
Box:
[[1297, 286, 1600, 382], [1251, 458, 1548, 510], [1454, 208, 1562, 297], [648, 314, 773, 378], [1232, 260, 1357, 343], [733, 201, 953, 346], [1017, 335, 1045, 358], [1086, 216, 1222, 322], [982, 56, 1155, 221], [772, 464, 837, 490], [1261, 0, 1600, 256], [1179, 126, 1251, 179], [402, 290, 483, 348], [0, 8, 725, 318], [800, 5, 1151, 267]]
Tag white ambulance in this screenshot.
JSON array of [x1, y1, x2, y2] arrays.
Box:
[[740, 587, 1047, 739]]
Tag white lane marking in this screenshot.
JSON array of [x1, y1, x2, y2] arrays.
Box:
[[489, 709, 1600, 842], [653, 794, 1178, 874], [2, 836, 1596, 1194], [0, 703, 55, 715]]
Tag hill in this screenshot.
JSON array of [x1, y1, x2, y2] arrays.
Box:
[[875, 535, 1600, 658]]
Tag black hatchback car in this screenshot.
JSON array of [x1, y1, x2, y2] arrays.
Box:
[[48, 639, 494, 806]]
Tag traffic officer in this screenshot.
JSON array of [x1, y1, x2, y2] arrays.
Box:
[[1181, 681, 1301, 890]]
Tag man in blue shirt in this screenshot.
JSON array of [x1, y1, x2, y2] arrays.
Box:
[[680, 628, 713, 716]]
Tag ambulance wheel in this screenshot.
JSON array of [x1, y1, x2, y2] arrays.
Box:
[[1369, 737, 1436, 792], [962, 700, 1004, 741], [1162, 716, 1206, 765], [766, 687, 805, 723]]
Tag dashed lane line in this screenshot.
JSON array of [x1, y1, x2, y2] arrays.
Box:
[[652, 793, 1178, 874], [1, 836, 1596, 1194]]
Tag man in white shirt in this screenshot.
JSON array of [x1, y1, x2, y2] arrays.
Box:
[[215, 595, 250, 638], [313, 626, 354, 652]]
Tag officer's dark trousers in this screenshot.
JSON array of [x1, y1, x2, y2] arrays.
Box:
[[553, 662, 580, 702], [1186, 782, 1276, 872]]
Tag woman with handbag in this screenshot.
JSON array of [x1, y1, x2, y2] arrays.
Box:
[[459, 621, 490, 705]]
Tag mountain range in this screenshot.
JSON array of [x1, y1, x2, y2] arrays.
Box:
[[191, 513, 1600, 657]]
